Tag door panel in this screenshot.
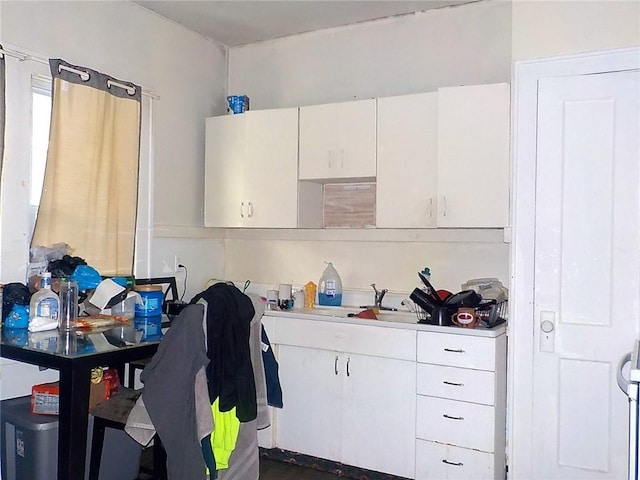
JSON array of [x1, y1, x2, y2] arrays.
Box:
[[533, 70, 640, 479], [275, 345, 342, 462]]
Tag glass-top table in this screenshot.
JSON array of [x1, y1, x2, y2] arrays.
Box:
[[0, 322, 163, 480]]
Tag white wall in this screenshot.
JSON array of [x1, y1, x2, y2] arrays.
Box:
[[0, 1, 227, 399], [0, 1, 227, 291], [230, 1, 512, 109], [512, 0, 640, 61], [223, 0, 512, 293], [222, 0, 640, 294]]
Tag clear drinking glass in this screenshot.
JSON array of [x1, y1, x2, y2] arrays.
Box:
[[58, 279, 78, 331]]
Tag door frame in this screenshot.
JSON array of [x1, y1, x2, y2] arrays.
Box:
[[509, 47, 640, 479]]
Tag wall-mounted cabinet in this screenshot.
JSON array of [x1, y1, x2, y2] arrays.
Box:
[[377, 92, 438, 228], [204, 108, 299, 228], [436, 83, 510, 228], [205, 83, 510, 230], [299, 99, 377, 182], [377, 84, 510, 229]]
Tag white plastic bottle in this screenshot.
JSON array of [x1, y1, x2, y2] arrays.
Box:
[[318, 262, 343, 306], [29, 272, 60, 325]]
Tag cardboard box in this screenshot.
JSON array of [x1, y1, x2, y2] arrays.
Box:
[[31, 371, 118, 416]]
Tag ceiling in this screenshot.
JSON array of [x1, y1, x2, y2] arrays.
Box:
[[132, 0, 478, 47]]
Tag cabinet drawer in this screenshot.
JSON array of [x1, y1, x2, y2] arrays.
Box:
[[417, 332, 497, 370], [416, 439, 496, 480], [417, 363, 495, 405], [274, 316, 416, 361], [416, 396, 495, 452]]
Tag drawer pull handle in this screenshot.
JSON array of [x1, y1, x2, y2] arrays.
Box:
[[346, 357, 351, 377], [444, 348, 465, 353], [443, 414, 464, 421], [334, 356, 339, 375], [443, 381, 464, 387], [442, 459, 464, 467]]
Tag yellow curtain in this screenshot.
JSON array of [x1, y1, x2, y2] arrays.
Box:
[[31, 59, 141, 276]]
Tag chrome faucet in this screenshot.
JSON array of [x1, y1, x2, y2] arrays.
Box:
[[371, 283, 388, 308]]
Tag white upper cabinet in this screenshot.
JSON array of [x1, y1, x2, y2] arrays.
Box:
[[299, 99, 377, 181], [377, 92, 438, 228], [204, 108, 299, 228], [437, 83, 510, 228], [377, 84, 510, 229]]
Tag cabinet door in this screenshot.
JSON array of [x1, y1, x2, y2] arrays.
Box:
[[243, 108, 299, 228], [377, 92, 438, 228], [204, 115, 245, 227], [275, 345, 342, 462], [299, 99, 376, 180], [416, 439, 496, 480], [334, 99, 376, 179], [437, 83, 510, 227], [341, 353, 416, 478], [299, 103, 336, 180]]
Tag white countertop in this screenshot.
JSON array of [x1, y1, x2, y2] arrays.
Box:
[[264, 306, 507, 338]]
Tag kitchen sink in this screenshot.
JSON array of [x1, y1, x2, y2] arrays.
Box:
[[302, 306, 417, 324], [303, 306, 357, 317]]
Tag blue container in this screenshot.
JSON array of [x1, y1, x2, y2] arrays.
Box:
[[134, 285, 163, 317], [134, 315, 162, 341], [227, 95, 249, 114]]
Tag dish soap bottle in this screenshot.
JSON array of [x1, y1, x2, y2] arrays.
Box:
[[29, 272, 59, 325], [318, 262, 343, 306]]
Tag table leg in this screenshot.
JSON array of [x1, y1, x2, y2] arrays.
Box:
[[58, 363, 92, 480]]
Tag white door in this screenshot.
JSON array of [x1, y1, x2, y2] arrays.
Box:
[[275, 345, 342, 462], [532, 70, 640, 479], [341, 353, 416, 478], [204, 114, 245, 227], [437, 83, 510, 228], [243, 107, 299, 228], [377, 92, 438, 228]]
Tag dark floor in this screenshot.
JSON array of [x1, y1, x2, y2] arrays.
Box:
[[260, 458, 343, 479], [137, 447, 343, 480]]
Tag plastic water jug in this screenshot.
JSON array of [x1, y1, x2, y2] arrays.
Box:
[[318, 262, 343, 306]]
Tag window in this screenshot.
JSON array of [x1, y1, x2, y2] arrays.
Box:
[[30, 76, 51, 240]]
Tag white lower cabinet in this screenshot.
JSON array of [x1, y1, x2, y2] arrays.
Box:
[[416, 440, 495, 480], [272, 316, 416, 479], [415, 331, 507, 480], [268, 314, 506, 480]]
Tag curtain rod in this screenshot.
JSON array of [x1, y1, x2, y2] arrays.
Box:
[[0, 46, 160, 100]]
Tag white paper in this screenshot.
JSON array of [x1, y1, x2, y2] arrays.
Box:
[[89, 278, 125, 310], [28, 317, 58, 332]]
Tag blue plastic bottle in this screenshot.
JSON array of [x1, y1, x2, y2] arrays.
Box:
[[318, 262, 343, 306]]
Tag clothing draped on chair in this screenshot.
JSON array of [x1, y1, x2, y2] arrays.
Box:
[[125, 284, 280, 480], [126, 303, 213, 480], [31, 58, 141, 275]]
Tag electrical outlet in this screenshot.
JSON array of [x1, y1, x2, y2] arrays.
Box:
[[174, 255, 182, 272]]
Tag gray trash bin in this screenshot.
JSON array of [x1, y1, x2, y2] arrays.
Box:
[[1, 395, 142, 480]]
